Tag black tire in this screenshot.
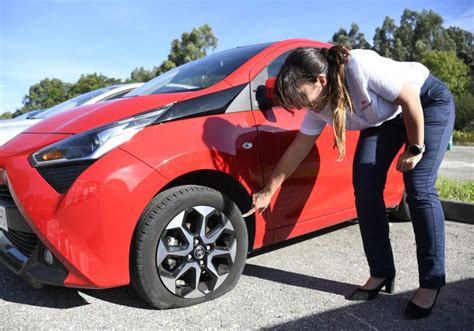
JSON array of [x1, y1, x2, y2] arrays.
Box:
[[389, 191, 411, 222], [130, 185, 248, 309]]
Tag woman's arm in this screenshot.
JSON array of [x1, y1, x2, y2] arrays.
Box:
[[393, 81, 424, 172], [264, 131, 319, 194], [242, 131, 318, 217]]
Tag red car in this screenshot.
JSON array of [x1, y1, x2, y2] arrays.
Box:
[[0, 39, 405, 309]]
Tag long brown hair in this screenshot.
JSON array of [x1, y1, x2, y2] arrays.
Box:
[[273, 45, 353, 160]]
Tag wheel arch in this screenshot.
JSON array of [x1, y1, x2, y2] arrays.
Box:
[[157, 170, 256, 253]]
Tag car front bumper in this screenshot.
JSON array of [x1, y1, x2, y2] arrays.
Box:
[[1, 138, 168, 289], [0, 229, 68, 289]]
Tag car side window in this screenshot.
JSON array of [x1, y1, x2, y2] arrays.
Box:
[[250, 50, 292, 110], [267, 51, 291, 78]]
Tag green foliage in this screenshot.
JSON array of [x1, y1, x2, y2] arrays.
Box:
[[154, 60, 176, 77], [8, 23, 218, 117], [422, 51, 470, 95], [167, 23, 218, 67], [373, 17, 398, 58], [15, 74, 121, 116], [127, 67, 155, 83], [446, 27, 473, 67], [369, 8, 474, 131], [436, 176, 474, 202], [373, 9, 459, 62], [331, 23, 371, 49], [453, 130, 474, 145], [18, 78, 71, 115], [0, 112, 13, 119], [453, 94, 474, 131], [128, 23, 218, 81], [68, 73, 121, 97]]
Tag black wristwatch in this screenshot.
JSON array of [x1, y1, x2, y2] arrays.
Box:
[[408, 144, 425, 155]]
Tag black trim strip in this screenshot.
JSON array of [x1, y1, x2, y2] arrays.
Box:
[[155, 84, 247, 124]]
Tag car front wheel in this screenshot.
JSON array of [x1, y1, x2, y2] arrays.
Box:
[[131, 185, 248, 309]]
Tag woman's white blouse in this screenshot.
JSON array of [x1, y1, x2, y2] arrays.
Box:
[[299, 49, 430, 136]]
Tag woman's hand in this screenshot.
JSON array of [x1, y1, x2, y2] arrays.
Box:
[[242, 189, 272, 217], [396, 151, 422, 172]]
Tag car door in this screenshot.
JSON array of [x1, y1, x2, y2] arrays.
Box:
[[250, 46, 357, 235]]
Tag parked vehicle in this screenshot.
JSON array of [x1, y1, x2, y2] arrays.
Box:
[[0, 83, 143, 146], [0, 39, 404, 309], [12, 108, 48, 120]]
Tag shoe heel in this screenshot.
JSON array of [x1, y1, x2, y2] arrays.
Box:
[[385, 278, 395, 294]]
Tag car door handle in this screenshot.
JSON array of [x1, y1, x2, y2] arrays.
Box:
[[242, 142, 253, 150]]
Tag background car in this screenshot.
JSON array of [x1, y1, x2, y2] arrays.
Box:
[[0, 83, 143, 146], [11, 108, 48, 120], [0, 39, 405, 309]]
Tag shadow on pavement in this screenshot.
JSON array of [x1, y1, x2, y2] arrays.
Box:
[[243, 264, 355, 297], [0, 220, 358, 309], [0, 263, 148, 309], [0, 264, 89, 309], [248, 220, 358, 258], [253, 277, 474, 330], [1, 260, 473, 329]]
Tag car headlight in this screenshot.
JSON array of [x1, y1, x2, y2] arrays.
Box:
[[29, 103, 174, 168]]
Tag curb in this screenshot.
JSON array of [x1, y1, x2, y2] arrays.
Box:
[[441, 199, 474, 224]]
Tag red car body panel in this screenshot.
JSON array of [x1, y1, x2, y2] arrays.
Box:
[[0, 39, 404, 289]]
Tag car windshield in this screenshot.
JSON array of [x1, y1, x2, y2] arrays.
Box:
[[34, 85, 119, 119], [126, 42, 275, 96]]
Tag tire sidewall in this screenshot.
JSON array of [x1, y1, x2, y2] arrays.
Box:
[[132, 185, 248, 309]]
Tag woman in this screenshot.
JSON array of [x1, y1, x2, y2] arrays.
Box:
[[242, 45, 455, 319]]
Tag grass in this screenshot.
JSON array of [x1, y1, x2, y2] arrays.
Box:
[[436, 176, 474, 203], [453, 130, 474, 145]]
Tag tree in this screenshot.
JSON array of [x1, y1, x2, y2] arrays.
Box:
[[446, 27, 473, 67], [166, 23, 218, 67], [453, 94, 474, 131], [331, 27, 351, 48], [153, 60, 176, 77], [0, 112, 13, 120], [15, 73, 122, 116], [127, 23, 218, 81], [373, 17, 397, 58], [331, 23, 370, 49], [127, 67, 155, 83], [8, 24, 218, 119], [413, 10, 455, 60], [374, 9, 458, 62], [19, 78, 71, 115], [67, 73, 121, 97], [422, 51, 470, 95], [392, 9, 418, 60]]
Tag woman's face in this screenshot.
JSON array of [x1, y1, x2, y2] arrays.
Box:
[[296, 74, 327, 108]]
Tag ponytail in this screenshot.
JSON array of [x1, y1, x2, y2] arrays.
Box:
[[320, 45, 353, 160]]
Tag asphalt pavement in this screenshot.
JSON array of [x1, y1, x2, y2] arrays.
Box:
[[1, 220, 472, 330], [439, 145, 474, 181]]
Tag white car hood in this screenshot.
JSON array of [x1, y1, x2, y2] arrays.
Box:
[[0, 119, 42, 146]]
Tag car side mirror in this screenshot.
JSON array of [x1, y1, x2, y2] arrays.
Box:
[[265, 77, 276, 100]]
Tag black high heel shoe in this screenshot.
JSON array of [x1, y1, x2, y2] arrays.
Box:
[[405, 288, 441, 319], [347, 276, 395, 301]]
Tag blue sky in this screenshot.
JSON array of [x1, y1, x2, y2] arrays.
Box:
[[1, 0, 473, 114]]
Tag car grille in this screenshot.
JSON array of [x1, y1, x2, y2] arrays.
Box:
[[1, 184, 39, 257], [36, 161, 95, 194], [4, 229, 39, 257], [0, 184, 13, 202]]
